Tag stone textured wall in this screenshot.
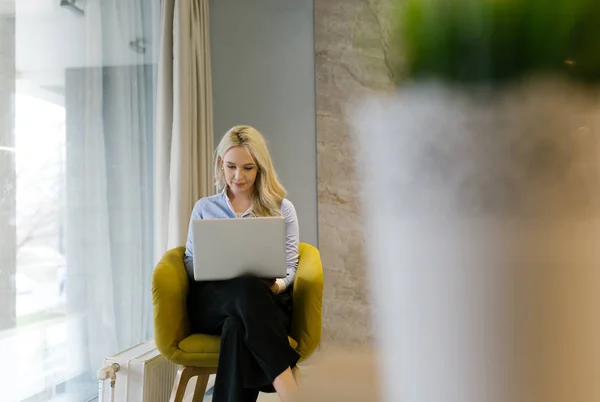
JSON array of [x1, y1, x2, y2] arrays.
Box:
[[315, 0, 396, 345]]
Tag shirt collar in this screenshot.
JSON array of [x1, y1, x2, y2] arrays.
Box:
[[222, 187, 254, 217]]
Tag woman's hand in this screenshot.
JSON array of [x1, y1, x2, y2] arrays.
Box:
[[262, 278, 279, 294], [263, 279, 280, 294]]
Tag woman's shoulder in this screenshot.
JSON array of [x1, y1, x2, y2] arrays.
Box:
[[280, 197, 295, 208], [280, 198, 297, 216], [194, 193, 225, 209]]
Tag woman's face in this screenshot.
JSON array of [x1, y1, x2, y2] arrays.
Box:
[[222, 146, 258, 196]]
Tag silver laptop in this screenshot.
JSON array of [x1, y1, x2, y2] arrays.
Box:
[[192, 216, 287, 281]]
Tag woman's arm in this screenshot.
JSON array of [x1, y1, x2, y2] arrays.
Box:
[[274, 199, 300, 293], [184, 200, 203, 278]]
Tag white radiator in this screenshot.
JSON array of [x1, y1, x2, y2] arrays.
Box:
[[98, 339, 178, 402]]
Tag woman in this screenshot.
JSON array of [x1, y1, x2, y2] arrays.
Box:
[[184, 125, 300, 402]]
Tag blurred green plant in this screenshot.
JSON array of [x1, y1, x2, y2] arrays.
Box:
[[392, 0, 600, 85]]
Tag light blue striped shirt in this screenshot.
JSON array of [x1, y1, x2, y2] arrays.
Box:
[[184, 191, 300, 292]]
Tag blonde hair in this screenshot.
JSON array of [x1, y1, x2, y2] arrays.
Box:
[[214, 125, 287, 217]]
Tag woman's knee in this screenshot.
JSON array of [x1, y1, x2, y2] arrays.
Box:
[[222, 315, 244, 332]]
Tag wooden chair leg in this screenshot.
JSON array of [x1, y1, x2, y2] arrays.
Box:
[[169, 366, 217, 402], [192, 374, 210, 402], [169, 366, 195, 402]]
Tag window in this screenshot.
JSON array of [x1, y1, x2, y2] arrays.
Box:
[[0, 1, 159, 400]]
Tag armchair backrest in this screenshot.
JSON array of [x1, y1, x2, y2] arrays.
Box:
[[152, 246, 190, 360], [291, 243, 325, 361]]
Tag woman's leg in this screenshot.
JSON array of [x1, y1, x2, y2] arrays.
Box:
[[222, 276, 299, 380], [213, 316, 260, 402], [187, 276, 299, 401], [189, 281, 257, 402], [224, 276, 300, 401]]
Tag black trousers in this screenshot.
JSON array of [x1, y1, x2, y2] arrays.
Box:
[[187, 275, 300, 402]]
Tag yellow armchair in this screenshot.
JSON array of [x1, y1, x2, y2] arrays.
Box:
[[152, 243, 324, 402]]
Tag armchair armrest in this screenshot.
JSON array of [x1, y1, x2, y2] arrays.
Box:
[[152, 246, 191, 360], [291, 243, 324, 361]]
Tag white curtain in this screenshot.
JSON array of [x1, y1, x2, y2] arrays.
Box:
[[155, 0, 214, 261], [65, 0, 118, 374], [65, 0, 156, 389]]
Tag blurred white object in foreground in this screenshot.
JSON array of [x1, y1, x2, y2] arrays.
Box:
[[353, 77, 600, 402]]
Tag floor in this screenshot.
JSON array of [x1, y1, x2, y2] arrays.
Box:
[[192, 349, 377, 402], [199, 363, 312, 401], [203, 388, 280, 401]]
